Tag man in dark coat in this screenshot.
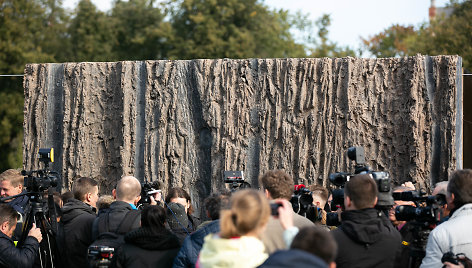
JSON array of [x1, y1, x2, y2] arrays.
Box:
[[0, 204, 42, 268], [114, 205, 180, 268], [331, 174, 401, 268], [61, 177, 99, 268], [91, 176, 142, 240]]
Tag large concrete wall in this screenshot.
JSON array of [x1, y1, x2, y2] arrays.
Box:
[[23, 56, 462, 215]]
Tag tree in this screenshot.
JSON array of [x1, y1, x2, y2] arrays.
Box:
[[361, 24, 417, 58], [110, 0, 172, 60], [414, 0, 472, 70], [362, 0, 472, 70], [0, 0, 67, 171], [308, 14, 356, 58], [68, 0, 116, 62], [167, 0, 306, 59]]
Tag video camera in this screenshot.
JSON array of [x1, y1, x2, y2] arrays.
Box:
[[290, 184, 313, 216], [223, 171, 251, 192], [138, 180, 161, 207], [393, 190, 442, 225], [88, 245, 114, 268], [22, 148, 59, 192], [326, 146, 394, 226]]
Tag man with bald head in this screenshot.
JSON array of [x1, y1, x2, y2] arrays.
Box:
[[92, 176, 142, 240]]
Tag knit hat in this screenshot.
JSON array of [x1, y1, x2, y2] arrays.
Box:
[[166, 202, 189, 230]]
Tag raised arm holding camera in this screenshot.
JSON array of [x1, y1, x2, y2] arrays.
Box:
[[0, 204, 42, 268]]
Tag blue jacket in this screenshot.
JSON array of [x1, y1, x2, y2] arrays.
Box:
[[172, 220, 220, 268], [258, 249, 329, 268]]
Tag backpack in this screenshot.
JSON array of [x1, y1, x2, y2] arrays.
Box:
[[88, 210, 140, 267]]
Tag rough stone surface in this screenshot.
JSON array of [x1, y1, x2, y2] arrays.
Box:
[[23, 56, 462, 216]]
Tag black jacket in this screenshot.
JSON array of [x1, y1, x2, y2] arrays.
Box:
[[173, 219, 220, 268], [0, 232, 39, 268], [331, 208, 401, 268], [60, 198, 97, 268], [258, 249, 329, 268], [115, 227, 180, 268], [92, 201, 141, 240]]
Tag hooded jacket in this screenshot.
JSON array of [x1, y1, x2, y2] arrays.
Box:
[[258, 249, 329, 268], [114, 227, 180, 268], [197, 234, 268, 268], [60, 198, 97, 268], [331, 208, 401, 268]]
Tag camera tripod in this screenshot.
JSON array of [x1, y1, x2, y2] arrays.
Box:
[[18, 190, 62, 268]]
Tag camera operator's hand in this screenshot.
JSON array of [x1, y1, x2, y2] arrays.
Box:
[[149, 191, 162, 205], [28, 223, 43, 243], [401, 181, 415, 191], [273, 199, 293, 230]]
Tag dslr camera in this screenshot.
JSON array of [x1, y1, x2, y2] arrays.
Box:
[[138, 180, 161, 207], [290, 184, 313, 216], [223, 171, 251, 192]]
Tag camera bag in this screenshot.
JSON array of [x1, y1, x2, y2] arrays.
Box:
[[88, 210, 140, 264]]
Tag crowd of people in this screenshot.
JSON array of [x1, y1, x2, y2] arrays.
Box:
[[0, 167, 471, 268]]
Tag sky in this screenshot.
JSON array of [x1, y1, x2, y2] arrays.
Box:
[[62, 0, 451, 50]]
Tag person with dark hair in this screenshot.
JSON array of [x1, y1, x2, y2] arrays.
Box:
[[173, 190, 231, 268], [259, 170, 314, 253], [165, 187, 200, 242], [421, 169, 472, 268], [114, 205, 180, 268], [259, 226, 337, 268], [61, 191, 74, 205], [0, 204, 42, 267], [331, 174, 401, 268], [61, 177, 99, 268]]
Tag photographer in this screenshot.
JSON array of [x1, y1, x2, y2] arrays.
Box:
[[331, 174, 401, 268], [259, 170, 314, 253], [0, 204, 42, 267], [309, 184, 329, 227], [61, 177, 99, 268], [420, 169, 472, 268]]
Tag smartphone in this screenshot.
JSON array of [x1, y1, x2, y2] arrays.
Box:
[[270, 203, 282, 216]]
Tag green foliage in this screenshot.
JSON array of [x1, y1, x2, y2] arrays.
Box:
[[167, 0, 306, 59], [0, 92, 24, 171], [362, 0, 472, 70], [414, 0, 472, 70], [110, 0, 172, 60], [68, 0, 116, 61], [361, 25, 417, 58]]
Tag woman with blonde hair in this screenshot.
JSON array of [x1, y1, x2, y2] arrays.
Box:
[[197, 189, 271, 267]]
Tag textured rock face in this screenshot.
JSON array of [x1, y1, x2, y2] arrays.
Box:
[[23, 56, 462, 215]]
